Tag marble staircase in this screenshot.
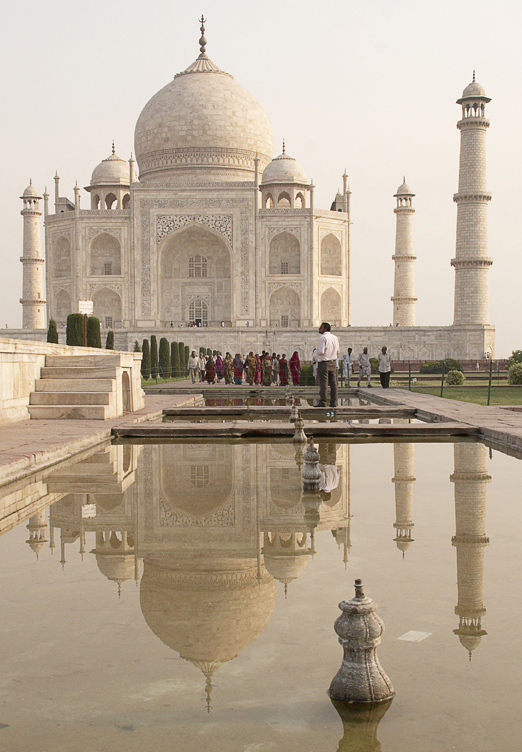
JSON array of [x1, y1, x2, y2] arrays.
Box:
[[28, 355, 120, 419]]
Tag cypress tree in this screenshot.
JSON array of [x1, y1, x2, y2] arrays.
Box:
[[184, 345, 189, 372], [66, 313, 84, 346], [141, 339, 151, 379], [179, 341, 186, 373], [133, 340, 141, 352], [150, 335, 158, 378], [47, 318, 58, 343], [87, 317, 102, 348], [105, 330, 114, 350], [206, 347, 211, 357], [199, 346, 205, 356], [159, 337, 171, 379], [171, 341, 177, 377], [172, 341, 180, 377]]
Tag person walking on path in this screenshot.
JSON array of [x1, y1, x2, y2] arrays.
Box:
[[198, 352, 206, 382], [378, 346, 392, 389], [316, 322, 340, 408], [262, 353, 273, 386], [246, 352, 256, 385], [342, 348, 354, 385], [289, 351, 301, 386], [233, 354, 244, 385], [279, 354, 289, 386], [188, 350, 199, 384], [223, 352, 233, 384], [215, 352, 224, 382], [205, 354, 217, 384], [357, 347, 372, 388]]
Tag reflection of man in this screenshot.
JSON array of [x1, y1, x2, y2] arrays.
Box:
[[318, 443, 340, 500]]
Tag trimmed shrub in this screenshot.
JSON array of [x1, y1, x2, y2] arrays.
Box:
[[206, 348, 211, 357], [150, 335, 158, 378], [159, 337, 171, 378], [173, 342, 182, 377], [370, 357, 379, 374], [199, 346, 206, 356], [105, 330, 114, 349], [184, 345, 189, 371], [66, 313, 84, 346], [133, 340, 141, 352], [179, 341, 186, 373], [47, 318, 58, 343], [446, 369, 465, 385], [507, 350, 522, 369], [171, 341, 178, 376], [420, 358, 462, 374], [141, 339, 151, 379], [508, 363, 522, 385], [86, 317, 102, 348], [300, 364, 314, 385]]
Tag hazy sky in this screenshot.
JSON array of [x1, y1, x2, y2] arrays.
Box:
[[1, 0, 520, 356]]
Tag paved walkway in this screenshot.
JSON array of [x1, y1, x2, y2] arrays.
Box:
[[0, 393, 201, 486]]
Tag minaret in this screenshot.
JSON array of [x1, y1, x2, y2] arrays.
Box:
[[391, 179, 417, 326], [452, 74, 492, 325], [392, 433, 415, 555], [450, 443, 490, 659], [26, 510, 48, 559], [20, 182, 46, 329]]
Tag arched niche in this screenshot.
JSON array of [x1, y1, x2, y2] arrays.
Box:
[[269, 232, 301, 275], [277, 191, 291, 207], [122, 194, 130, 209], [269, 467, 302, 509], [269, 287, 300, 328], [55, 289, 71, 323], [320, 287, 342, 325], [53, 236, 71, 278], [105, 193, 118, 210], [264, 194, 274, 208], [159, 444, 234, 518], [321, 233, 342, 276], [159, 224, 231, 326], [90, 233, 121, 276], [93, 287, 122, 329]]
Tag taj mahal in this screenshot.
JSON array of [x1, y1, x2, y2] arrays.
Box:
[[14, 19, 495, 360]]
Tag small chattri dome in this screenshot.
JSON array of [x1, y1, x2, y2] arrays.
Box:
[[262, 147, 307, 185], [395, 178, 414, 196], [91, 148, 129, 186], [22, 180, 40, 197], [461, 80, 486, 98]]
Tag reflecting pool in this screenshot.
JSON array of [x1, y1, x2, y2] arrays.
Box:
[[1, 439, 521, 751]]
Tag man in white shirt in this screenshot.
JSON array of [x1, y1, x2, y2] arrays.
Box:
[[378, 346, 392, 388], [342, 347, 354, 385], [357, 347, 372, 388], [316, 322, 340, 407]]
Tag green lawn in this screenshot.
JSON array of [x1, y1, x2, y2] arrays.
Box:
[[408, 385, 522, 406], [141, 375, 189, 387]]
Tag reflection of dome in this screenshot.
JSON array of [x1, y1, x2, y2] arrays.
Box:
[[264, 554, 308, 584], [93, 493, 125, 512], [95, 553, 136, 585], [91, 151, 129, 186], [395, 538, 412, 553], [134, 48, 273, 183], [140, 557, 276, 668], [261, 150, 307, 185]]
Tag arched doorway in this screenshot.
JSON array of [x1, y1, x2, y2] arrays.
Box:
[[269, 287, 300, 328]]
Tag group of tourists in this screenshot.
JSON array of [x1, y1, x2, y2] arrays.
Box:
[[187, 350, 302, 386]]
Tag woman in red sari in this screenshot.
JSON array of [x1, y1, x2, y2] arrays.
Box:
[[289, 351, 301, 385], [279, 354, 289, 386], [205, 355, 217, 384], [255, 354, 262, 384]]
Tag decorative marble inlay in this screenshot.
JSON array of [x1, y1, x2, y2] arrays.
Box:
[[88, 283, 122, 295], [156, 214, 232, 244], [267, 226, 302, 242], [87, 227, 123, 241], [159, 496, 235, 526], [268, 281, 302, 295]]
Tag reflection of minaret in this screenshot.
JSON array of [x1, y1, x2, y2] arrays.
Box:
[[90, 530, 139, 597], [450, 443, 490, 659], [26, 510, 48, 559], [392, 431, 415, 556]]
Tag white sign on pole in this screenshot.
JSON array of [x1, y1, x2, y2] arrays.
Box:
[[78, 300, 94, 315], [81, 503, 97, 519]]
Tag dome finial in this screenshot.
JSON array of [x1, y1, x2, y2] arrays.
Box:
[[112, 140, 115, 155], [199, 15, 207, 56], [472, 69, 476, 83], [282, 138, 285, 155], [403, 175, 406, 183]]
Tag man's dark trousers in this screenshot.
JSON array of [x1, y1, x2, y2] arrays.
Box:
[[318, 360, 338, 407]]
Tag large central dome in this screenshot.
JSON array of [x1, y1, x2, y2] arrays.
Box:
[[134, 35, 274, 184]]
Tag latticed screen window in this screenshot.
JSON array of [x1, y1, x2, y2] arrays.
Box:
[[189, 254, 208, 278], [281, 315, 289, 328], [105, 317, 113, 328], [190, 465, 210, 487], [104, 263, 112, 275], [281, 262, 289, 274], [282, 468, 290, 480], [189, 299, 208, 325]]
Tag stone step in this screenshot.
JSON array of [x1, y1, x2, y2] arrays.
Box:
[[45, 354, 123, 367], [34, 378, 116, 392], [30, 392, 112, 405], [27, 405, 110, 420], [40, 366, 119, 379]]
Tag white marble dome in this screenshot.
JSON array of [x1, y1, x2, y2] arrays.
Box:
[[261, 150, 307, 185], [22, 181, 40, 197], [134, 53, 274, 183], [91, 151, 129, 186], [461, 80, 486, 98], [396, 179, 414, 195]]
